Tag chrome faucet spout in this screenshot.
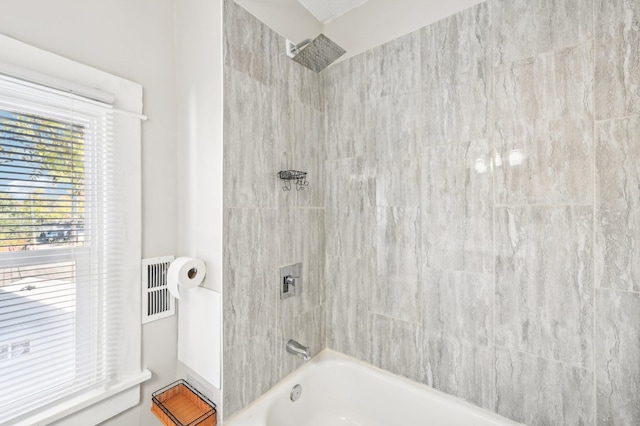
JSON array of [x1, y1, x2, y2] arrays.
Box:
[[286, 339, 310, 361]]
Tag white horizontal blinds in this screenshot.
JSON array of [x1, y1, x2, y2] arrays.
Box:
[[0, 74, 122, 422]]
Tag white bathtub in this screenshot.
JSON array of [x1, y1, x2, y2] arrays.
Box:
[[226, 350, 522, 426]]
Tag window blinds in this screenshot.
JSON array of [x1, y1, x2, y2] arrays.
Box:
[[0, 73, 124, 422]]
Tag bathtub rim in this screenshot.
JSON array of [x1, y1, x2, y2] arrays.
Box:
[[225, 348, 523, 426]]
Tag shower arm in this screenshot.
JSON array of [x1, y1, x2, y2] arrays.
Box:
[[288, 39, 311, 56]]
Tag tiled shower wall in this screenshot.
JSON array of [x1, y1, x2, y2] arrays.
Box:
[[222, 0, 326, 417], [325, 0, 640, 425], [223, 0, 640, 423]]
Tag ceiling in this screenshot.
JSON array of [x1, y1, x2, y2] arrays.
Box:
[[296, 0, 370, 23]]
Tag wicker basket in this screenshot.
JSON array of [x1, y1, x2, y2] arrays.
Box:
[[151, 380, 216, 426]]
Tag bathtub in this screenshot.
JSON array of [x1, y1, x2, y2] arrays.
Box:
[[226, 349, 522, 426]]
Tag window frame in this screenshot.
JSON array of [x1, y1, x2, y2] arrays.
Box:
[[0, 34, 149, 426]]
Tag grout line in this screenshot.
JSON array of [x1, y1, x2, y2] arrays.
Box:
[[418, 30, 426, 378], [594, 112, 640, 124], [422, 266, 493, 275], [225, 206, 279, 211], [494, 343, 594, 373], [596, 286, 640, 296], [367, 310, 422, 326], [416, 138, 493, 148], [489, 0, 497, 413], [493, 203, 593, 208], [492, 38, 595, 73], [592, 1, 597, 423], [288, 206, 325, 210]]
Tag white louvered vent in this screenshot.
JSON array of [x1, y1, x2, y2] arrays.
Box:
[[142, 256, 176, 324]]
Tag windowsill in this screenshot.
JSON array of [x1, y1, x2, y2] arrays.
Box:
[[11, 369, 152, 426]]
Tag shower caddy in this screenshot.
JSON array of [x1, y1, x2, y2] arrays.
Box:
[[277, 170, 309, 191]]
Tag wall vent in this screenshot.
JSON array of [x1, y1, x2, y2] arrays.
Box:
[[142, 255, 175, 324]]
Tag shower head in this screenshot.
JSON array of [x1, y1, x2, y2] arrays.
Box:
[[286, 34, 346, 73]]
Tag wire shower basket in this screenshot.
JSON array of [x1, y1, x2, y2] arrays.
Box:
[[278, 170, 309, 191]]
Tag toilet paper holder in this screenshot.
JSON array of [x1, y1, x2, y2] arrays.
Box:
[[167, 257, 206, 300]]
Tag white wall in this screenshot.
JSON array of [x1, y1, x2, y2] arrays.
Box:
[[175, 0, 224, 296], [174, 0, 224, 413], [324, 0, 485, 61], [0, 1, 178, 425], [235, 0, 322, 43]]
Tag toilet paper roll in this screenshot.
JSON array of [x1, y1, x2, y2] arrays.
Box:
[[167, 257, 206, 300]]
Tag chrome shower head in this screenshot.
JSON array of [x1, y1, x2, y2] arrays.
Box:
[[287, 34, 346, 73]]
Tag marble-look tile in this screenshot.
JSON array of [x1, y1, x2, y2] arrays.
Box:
[[368, 93, 421, 207], [495, 347, 594, 426], [422, 2, 491, 144], [222, 0, 323, 417], [422, 336, 494, 410], [421, 140, 492, 273], [274, 86, 325, 208], [277, 207, 298, 264], [494, 42, 594, 205], [596, 289, 640, 425], [423, 269, 493, 347], [366, 30, 421, 101], [281, 47, 325, 113], [493, 0, 594, 66], [326, 255, 372, 362], [299, 208, 325, 266], [369, 313, 422, 381], [285, 257, 326, 317], [223, 335, 276, 418], [223, 66, 276, 208], [274, 71, 294, 155], [223, 208, 277, 349], [296, 65, 324, 113], [273, 42, 324, 111], [223, 0, 278, 86], [292, 101, 325, 208], [325, 54, 368, 160], [495, 206, 593, 368], [423, 78, 491, 146], [277, 209, 325, 318], [595, 0, 640, 120], [276, 304, 326, 380], [325, 157, 376, 258], [422, 1, 490, 84], [596, 115, 640, 293], [372, 207, 421, 324]]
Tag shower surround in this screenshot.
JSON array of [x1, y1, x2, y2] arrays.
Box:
[[223, 0, 640, 425], [222, 0, 326, 417]]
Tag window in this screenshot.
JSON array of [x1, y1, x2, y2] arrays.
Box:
[[0, 41, 145, 424]]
